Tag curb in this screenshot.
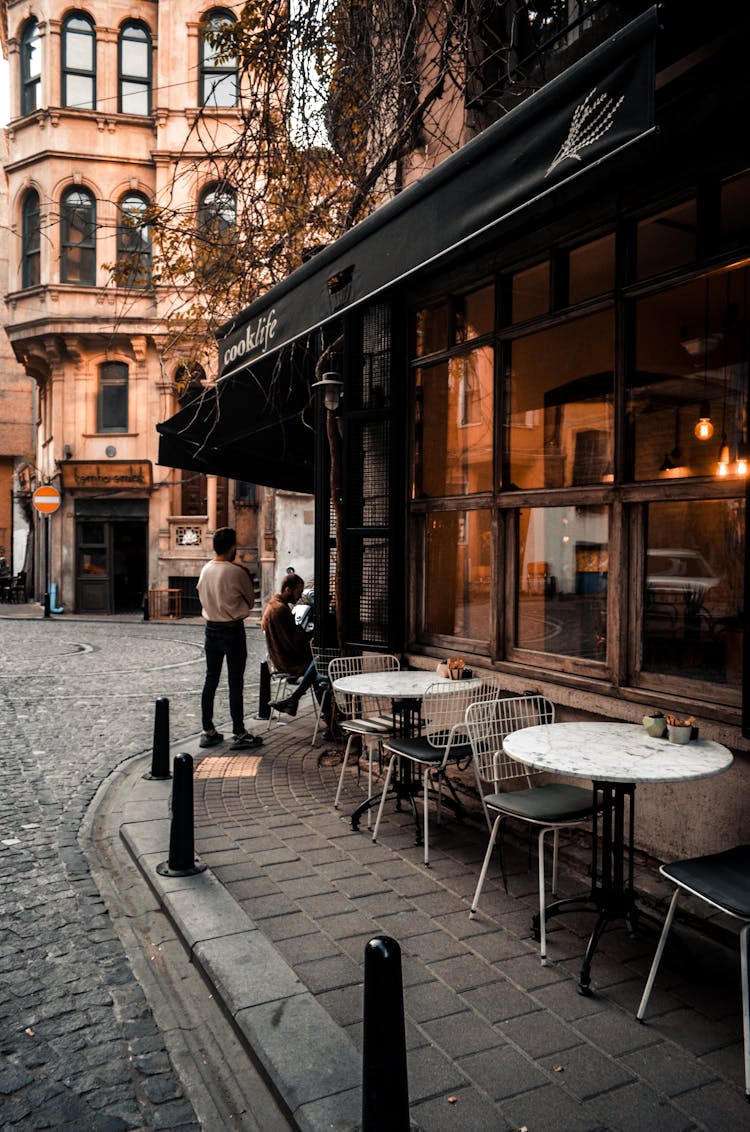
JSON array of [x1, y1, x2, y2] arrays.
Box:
[[119, 759, 362, 1132]]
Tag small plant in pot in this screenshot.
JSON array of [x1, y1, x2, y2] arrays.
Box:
[[642, 711, 666, 738], [666, 713, 697, 744]]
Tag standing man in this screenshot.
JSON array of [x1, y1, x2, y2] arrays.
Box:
[[261, 573, 328, 717], [197, 527, 263, 750]]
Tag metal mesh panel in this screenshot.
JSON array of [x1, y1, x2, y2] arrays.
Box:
[[343, 536, 389, 646], [349, 420, 390, 527], [357, 303, 391, 410]]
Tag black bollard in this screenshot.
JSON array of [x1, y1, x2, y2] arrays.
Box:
[[156, 753, 207, 877], [143, 697, 172, 780], [362, 936, 409, 1132], [257, 660, 271, 719]]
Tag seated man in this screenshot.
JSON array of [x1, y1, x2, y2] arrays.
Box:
[[261, 573, 328, 718]]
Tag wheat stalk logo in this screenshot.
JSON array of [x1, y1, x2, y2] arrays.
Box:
[[545, 87, 625, 177]]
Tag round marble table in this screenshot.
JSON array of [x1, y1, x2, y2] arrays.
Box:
[[332, 670, 480, 832], [503, 721, 733, 993]]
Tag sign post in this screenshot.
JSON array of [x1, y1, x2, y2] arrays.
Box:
[[31, 486, 62, 618]]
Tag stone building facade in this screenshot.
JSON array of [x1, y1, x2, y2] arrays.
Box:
[[1, 0, 312, 614]]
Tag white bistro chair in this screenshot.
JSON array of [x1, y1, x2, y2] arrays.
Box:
[[329, 654, 400, 820], [465, 695, 596, 963], [373, 680, 500, 865]]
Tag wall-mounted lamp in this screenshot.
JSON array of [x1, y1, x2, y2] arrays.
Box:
[[312, 372, 344, 412], [62, 444, 73, 460]]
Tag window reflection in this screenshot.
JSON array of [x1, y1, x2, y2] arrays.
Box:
[[424, 509, 491, 641], [643, 499, 744, 687], [414, 347, 493, 497], [516, 505, 608, 662], [632, 268, 749, 481], [508, 310, 614, 489]]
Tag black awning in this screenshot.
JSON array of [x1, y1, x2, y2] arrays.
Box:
[[216, 7, 658, 380], [156, 353, 315, 492]]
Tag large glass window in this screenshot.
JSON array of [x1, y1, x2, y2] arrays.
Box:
[[414, 346, 494, 497], [508, 310, 614, 490], [423, 509, 492, 643], [60, 187, 96, 284], [20, 20, 41, 116], [200, 10, 238, 107], [22, 190, 41, 288], [643, 499, 744, 689], [62, 13, 96, 110], [516, 505, 608, 663], [97, 363, 128, 432], [117, 192, 151, 286], [119, 22, 151, 115], [631, 267, 749, 481], [637, 199, 696, 281]]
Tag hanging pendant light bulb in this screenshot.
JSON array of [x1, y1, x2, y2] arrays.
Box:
[[694, 399, 714, 440], [717, 430, 730, 475], [736, 436, 748, 476]]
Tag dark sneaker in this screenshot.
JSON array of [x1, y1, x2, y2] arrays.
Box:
[[230, 732, 264, 750], [199, 731, 224, 748], [272, 696, 298, 717]]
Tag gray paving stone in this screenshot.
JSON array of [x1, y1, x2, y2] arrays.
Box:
[[540, 1043, 635, 1100], [411, 1084, 512, 1131], [622, 1041, 717, 1097], [499, 1010, 584, 1059], [459, 1043, 550, 1100], [421, 1009, 502, 1058]]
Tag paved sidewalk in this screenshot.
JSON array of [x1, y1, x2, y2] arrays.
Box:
[[120, 701, 748, 1132]]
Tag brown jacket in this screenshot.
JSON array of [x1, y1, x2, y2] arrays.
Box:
[[261, 593, 312, 677]]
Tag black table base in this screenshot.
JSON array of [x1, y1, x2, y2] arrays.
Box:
[[533, 781, 655, 995]]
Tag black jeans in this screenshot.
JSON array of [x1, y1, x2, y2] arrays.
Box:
[[202, 621, 247, 736]]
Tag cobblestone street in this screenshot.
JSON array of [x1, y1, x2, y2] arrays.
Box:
[[0, 615, 267, 1131]]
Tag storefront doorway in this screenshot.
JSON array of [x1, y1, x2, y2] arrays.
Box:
[[75, 500, 148, 614]]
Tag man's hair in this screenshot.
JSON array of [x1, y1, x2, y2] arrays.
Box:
[[281, 573, 304, 594], [213, 527, 237, 555]]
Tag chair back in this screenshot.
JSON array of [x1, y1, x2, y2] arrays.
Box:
[[328, 654, 400, 720], [421, 680, 499, 754], [466, 694, 555, 792], [311, 645, 340, 674]]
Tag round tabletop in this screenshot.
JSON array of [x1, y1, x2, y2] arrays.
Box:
[[503, 721, 733, 784], [333, 670, 463, 698]]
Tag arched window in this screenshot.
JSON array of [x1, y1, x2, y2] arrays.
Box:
[[98, 362, 128, 432], [62, 12, 96, 109], [20, 19, 41, 116], [117, 192, 151, 286], [199, 10, 237, 107], [22, 190, 41, 288], [119, 21, 151, 115], [60, 186, 96, 284], [198, 183, 236, 234]]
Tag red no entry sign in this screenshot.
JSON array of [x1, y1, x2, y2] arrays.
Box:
[[32, 485, 62, 514]]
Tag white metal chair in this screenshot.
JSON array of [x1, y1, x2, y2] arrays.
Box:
[[465, 695, 596, 963], [309, 646, 340, 745], [373, 680, 500, 865], [637, 844, 750, 1099], [264, 633, 319, 732], [329, 654, 400, 820]]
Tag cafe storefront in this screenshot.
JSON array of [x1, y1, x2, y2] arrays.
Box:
[[158, 7, 750, 857]]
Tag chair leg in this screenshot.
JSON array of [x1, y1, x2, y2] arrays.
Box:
[[538, 828, 550, 964], [741, 923, 750, 1100], [423, 767, 430, 867], [551, 827, 560, 895], [469, 814, 503, 918], [637, 888, 681, 1020], [365, 738, 377, 830], [372, 755, 397, 844], [334, 735, 356, 809], [310, 688, 325, 746]]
